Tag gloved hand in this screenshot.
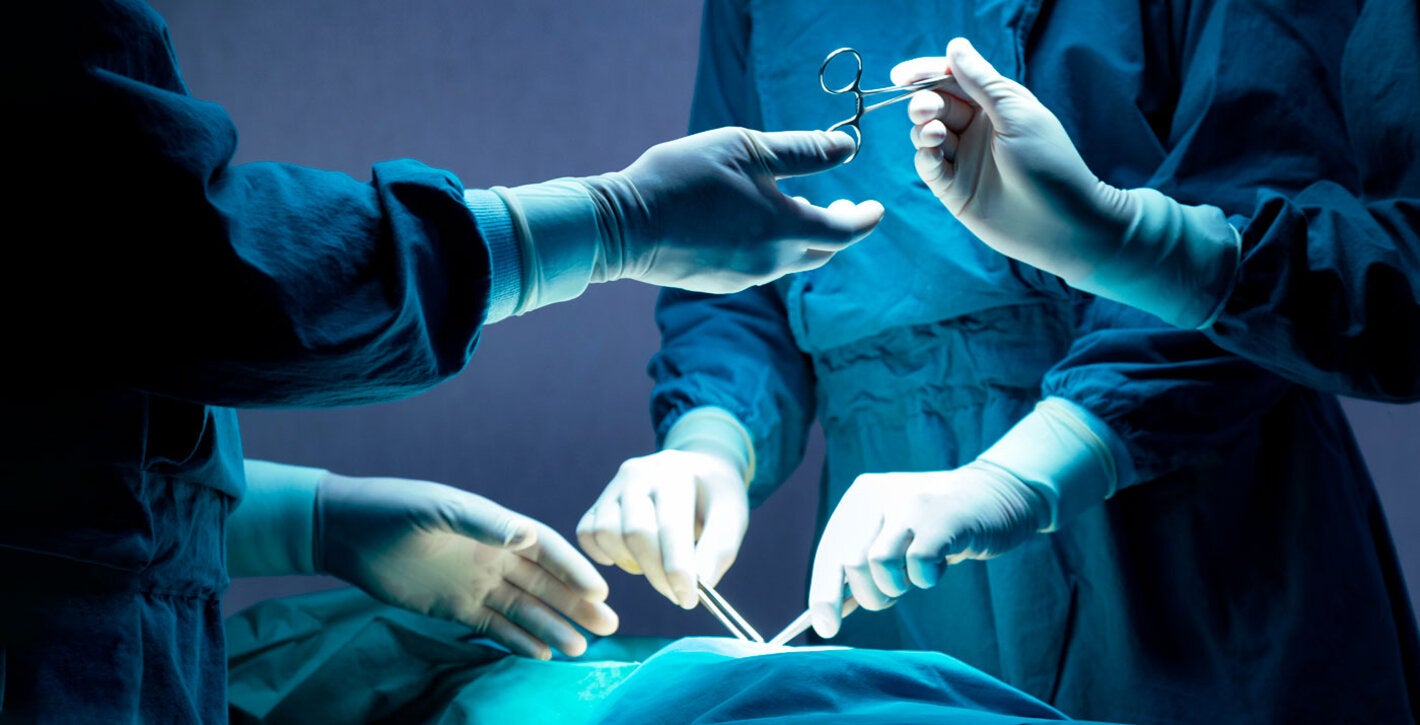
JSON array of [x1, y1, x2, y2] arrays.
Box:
[[576, 407, 753, 610], [316, 472, 619, 660], [806, 397, 1127, 639], [807, 461, 1049, 638], [492, 128, 885, 318], [894, 38, 1238, 329], [598, 127, 885, 291]]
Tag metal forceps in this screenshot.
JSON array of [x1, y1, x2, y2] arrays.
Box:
[[819, 47, 952, 162], [697, 579, 764, 643]]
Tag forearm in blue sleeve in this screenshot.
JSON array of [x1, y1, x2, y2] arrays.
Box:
[[1042, 299, 1293, 484], [13, 8, 503, 408], [650, 285, 815, 504], [1211, 189, 1420, 403]]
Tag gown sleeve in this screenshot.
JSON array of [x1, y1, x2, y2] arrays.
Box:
[[8, 0, 518, 408], [649, 0, 818, 502], [1207, 0, 1420, 402], [1041, 0, 1372, 486]]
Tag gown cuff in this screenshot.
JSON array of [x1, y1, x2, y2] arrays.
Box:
[[463, 189, 523, 324], [662, 406, 756, 485], [975, 397, 1132, 532], [226, 459, 328, 577]]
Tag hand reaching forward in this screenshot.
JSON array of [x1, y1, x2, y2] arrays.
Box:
[[316, 473, 619, 660]]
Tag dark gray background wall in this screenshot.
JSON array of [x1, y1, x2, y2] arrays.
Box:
[[149, 0, 1419, 640]]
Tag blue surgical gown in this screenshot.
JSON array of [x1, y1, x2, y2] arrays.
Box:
[[0, 2, 516, 721], [1205, 0, 1420, 402], [650, 1, 1419, 722]]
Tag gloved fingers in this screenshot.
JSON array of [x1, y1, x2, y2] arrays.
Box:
[[906, 89, 960, 132], [823, 493, 895, 611], [483, 583, 590, 658], [866, 526, 914, 599], [909, 120, 938, 149], [456, 605, 553, 661], [789, 198, 886, 249], [756, 247, 836, 280], [507, 557, 620, 638], [908, 91, 942, 126], [435, 493, 538, 549], [843, 551, 896, 612], [915, 146, 955, 190], [691, 488, 748, 588], [905, 533, 953, 589], [525, 521, 612, 602], [755, 129, 857, 178], [911, 122, 959, 162], [575, 505, 616, 567], [620, 487, 679, 604], [592, 497, 642, 575], [652, 478, 700, 609], [890, 55, 948, 86], [807, 555, 848, 639], [942, 37, 1033, 134]]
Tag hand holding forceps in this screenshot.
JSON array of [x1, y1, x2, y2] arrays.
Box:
[[820, 47, 953, 162]]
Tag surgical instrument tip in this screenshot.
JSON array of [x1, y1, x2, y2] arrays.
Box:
[[697, 580, 765, 643], [766, 595, 862, 647]]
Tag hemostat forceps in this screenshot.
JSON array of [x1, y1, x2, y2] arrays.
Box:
[[819, 47, 952, 162], [697, 580, 764, 643]]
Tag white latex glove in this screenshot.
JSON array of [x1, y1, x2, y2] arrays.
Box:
[[492, 128, 885, 319], [807, 461, 1049, 638], [895, 38, 1238, 329], [316, 472, 619, 660], [607, 127, 885, 291], [806, 397, 1127, 639], [577, 408, 752, 610]]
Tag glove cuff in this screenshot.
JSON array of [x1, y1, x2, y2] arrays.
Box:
[[975, 397, 1126, 532], [227, 459, 327, 577], [662, 406, 756, 484], [1075, 187, 1241, 329], [490, 179, 604, 317]]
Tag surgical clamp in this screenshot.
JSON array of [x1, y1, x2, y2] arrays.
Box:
[[819, 47, 953, 162]]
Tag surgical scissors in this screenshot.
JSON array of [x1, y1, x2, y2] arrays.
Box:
[[819, 47, 953, 162], [697, 579, 765, 643]]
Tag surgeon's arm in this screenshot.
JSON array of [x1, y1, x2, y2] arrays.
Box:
[[577, 284, 817, 608], [1206, 0, 1420, 402], [227, 459, 618, 659], [807, 395, 1124, 636], [899, 23, 1419, 402], [807, 298, 1297, 637], [13, 1, 879, 410], [576, 0, 821, 610]]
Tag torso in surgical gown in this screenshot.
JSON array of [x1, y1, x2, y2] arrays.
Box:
[[649, 1, 1420, 722]]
